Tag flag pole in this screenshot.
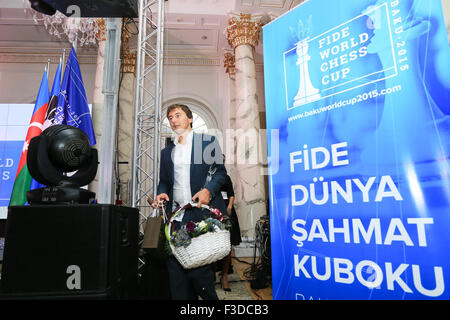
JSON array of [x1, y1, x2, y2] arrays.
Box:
[[46, 59, 50, 81], [62, 49, 66, 66], [61, 49, 66, 86], [73, 34, 78, 52]]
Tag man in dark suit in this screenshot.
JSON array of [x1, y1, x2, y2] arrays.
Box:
[[153, 104, 227, 300]]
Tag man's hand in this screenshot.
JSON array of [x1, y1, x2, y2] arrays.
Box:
[[152, 193, 169, 208], [192, 188, 211, 208]]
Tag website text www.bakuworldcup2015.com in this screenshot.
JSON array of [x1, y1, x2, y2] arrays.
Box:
[[288, 84, 402, 122]]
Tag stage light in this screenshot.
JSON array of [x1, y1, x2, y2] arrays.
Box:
[[26, 125, 98, 204], [28, 0, 138, 18], [28, 0, 56, 16]]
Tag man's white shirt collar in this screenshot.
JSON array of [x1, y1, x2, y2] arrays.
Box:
[[173, 129, 193, 146]]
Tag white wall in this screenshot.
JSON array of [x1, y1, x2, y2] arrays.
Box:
[[0, 60, 97, 104], [162, 64, 227, 130], [443, 0, 450, 43]]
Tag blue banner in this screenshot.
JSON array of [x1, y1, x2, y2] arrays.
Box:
[[0, 141, 23, 207], [0, 103, 34, 214], [54, 47, 96, 145], [263, 0, 450, 299]]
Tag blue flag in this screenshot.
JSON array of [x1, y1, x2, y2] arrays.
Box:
[[54, 47, 96, 145], [43, 60, 62, 131], [31, 60, 63, 192], [51, 60, 62, 96]]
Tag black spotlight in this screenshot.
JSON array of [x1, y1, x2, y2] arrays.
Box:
[[28, 0, 138, 18], [28, 0, 56, 16], [26, 125, 98, 205]]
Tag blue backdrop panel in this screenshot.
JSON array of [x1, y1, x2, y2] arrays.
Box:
[[263, 0, 450, 300], [0, 141, 24, 207]]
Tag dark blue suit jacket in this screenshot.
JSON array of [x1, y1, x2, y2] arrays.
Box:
[[157, 132, 228, 219]]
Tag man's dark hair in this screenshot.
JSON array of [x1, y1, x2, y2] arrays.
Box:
[[167, 104, 193, 128]]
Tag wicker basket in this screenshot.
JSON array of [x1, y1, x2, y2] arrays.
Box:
[[167, 203, 231, 269], [170, 228, 231, 269]]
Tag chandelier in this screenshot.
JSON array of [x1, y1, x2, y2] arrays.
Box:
[[23, 1, 105, 47]]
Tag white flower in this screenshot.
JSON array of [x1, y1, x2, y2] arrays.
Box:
[[198, 221, 208, 231]]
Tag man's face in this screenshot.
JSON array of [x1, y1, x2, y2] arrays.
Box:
[[167, 107, 192, 135]]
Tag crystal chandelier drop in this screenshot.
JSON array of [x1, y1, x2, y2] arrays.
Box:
[[23, 1, 105, 47]]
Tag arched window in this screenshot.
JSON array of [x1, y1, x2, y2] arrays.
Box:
[[162, 111, 208, 135]]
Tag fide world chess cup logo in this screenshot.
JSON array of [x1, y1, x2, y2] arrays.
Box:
[[283, 4, 398, 111], [289, 17, 321, 108]]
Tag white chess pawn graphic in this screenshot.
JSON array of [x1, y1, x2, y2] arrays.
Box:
[[293, 38, 321, 107]]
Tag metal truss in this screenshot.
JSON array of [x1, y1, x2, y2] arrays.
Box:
[[131, 0, 165, 272]]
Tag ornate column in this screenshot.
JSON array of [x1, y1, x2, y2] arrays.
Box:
[[89, 20, 137, 205], [226, 13, 266, 239], [223, 51, 239, 204], [116, 46, 137, 205], [89, 20, 106, 197]]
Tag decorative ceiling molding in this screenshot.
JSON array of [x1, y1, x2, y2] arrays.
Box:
[[240, 0, 255, 7], [163, 55, 221, 66], [0, 1, 311, 67], [259, 0, 286, 9], [0, 46, 268, 70], [290, 0, 306, 10], [0, 52, 97, 64]]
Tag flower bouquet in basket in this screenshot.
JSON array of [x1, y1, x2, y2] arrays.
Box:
[[164, 202, 231, 269]]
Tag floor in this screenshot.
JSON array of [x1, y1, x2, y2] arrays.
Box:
[[215, 256, 272, 300]]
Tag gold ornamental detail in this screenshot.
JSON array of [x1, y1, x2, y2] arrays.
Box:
[[223, 52, 235, 78], [225, 13, 262, 50], [120, 20, 137, 75], [96, 18, 107, 41], [122, 47, 137, 75]]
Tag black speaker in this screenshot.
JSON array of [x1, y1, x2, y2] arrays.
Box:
[[0, 219, 5, 238], [0, 204, 139, 299], [30, 0, 138, 17]]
